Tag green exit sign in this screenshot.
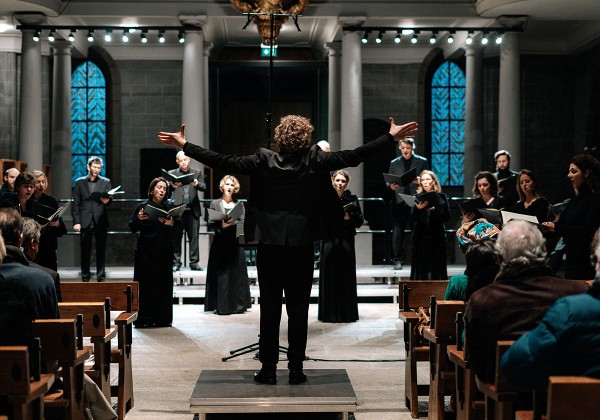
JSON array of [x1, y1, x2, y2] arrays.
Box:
[[260, 44, 278, 57]]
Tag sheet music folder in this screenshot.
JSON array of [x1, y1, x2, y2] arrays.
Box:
[[383, 167, 417, 187], [161, 169, 195, 185], [207, 202, 243, 222], [143, 203, 186, 222]]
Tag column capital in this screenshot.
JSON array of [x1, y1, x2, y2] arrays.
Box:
[[325, 42, 341, 56], [179, 15, 207, 28], [338, 16, 366, 29], [203, 42, 214, 56], [51, 40, 73, 55], [15, 13, 46, 25]]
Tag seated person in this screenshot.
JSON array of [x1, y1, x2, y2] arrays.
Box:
[[500, 227, 600, 391], [464, 220, 588, 383]]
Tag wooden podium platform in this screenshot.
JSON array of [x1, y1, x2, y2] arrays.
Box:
[[189, 369, 358, 419]]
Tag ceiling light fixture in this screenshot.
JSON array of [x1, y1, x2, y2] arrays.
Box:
[[178, 31, 185, 44], [104, 29, 112, 42], [411, 33, 418, 44], [33, 30, 40, 42], [394, 31, 401, 44], [376, 31, 383, 44], [447, 33, 454, 44], [158, 32, 165, 43], [140, 31, 147, 43], [68, 31, 75, 42], [481, 34, 488, 45], [122, 31, 129, 42], [495, 33, 503, 45], [362, 31, 370, 44], [48, 30, 55, 42], [429, 33, 437, 44], [465, 32, 473, 46], [87, 30, 94, 42]]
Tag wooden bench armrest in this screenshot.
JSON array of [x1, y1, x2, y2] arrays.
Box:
[[61, 346, 93, 367], [90, 327, 118, 344], [7, 374, 55, 404], [115, 312, 138, 325], [399, 311, 420, 323], [447, 345, 468, 369]]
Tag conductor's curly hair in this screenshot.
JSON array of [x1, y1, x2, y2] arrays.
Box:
[[274, 115, 314, 152]]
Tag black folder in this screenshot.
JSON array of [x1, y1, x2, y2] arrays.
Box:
[[383, 167, 417, 187]]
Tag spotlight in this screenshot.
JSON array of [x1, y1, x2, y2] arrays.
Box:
[[68, 31, 75, 42], [361, 31, 369, 44], [128, 28, 136, 33], [376, 31, 383, 44], [465, 32, 473, 46], [495, 34, 503, 45], [429, 33, 437, 44], [104, 29, 112, 42], [401, 29, 414, 36], [411, 33, 418, 44], [178, 31, 185, 44], [48, 30, 55, 42], [158, 32, 165, 43], [394, 31, 401, 44], [87, 31, 94, 42], [140, 31, 148, 43], [481, 34, 488, 45], [33, 30, 40, 42], [447, 33, 454, 44], [122, 31, 129, 43]]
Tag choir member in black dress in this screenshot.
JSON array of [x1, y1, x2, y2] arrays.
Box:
[[13, 172, 38, 215], [31, 170, 67, 271], [505, 169, 549, 223], [129, 177, 175, 327], [542, 154, 600, 280], [318, 169, 363, 323], [462, 171, 503, 223], [410, 170, 450, 280], [204, 175, 251, 315]]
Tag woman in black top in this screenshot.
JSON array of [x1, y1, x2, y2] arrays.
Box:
[[318, 169, 363, 323], [543, 155, 600, 279], [129, 177, 175, 327], [462, 171, 503, 223], [505, 169, 549, 223]]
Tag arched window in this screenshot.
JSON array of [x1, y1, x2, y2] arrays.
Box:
[[71, 61, 107, 186], [430, 61, 465, 186]]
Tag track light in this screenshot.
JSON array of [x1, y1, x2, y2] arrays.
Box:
[[447, 33, 454, 44], [394, 31, 401, 44], [104, 29, 112, 42], [33, 30, 40, 42], [375, 31, 383, 44], [128, 28, 136, 33], [362, 31, 369, 44], [87, 31, 94, 42], [48, 30, 55, 42], [68, 31, 75, 42], [411, 33, 418, 44], [429, 33, 437, 44], [140, 31, 147, 43], [481, 34, 488, 45], [401, 29, 414, 36], [122, 31, 129, 42], [465, 32, 473, 46], [178, 31, 185, 43], [158, 32, 165, 43], [495, 34, 503, 45]]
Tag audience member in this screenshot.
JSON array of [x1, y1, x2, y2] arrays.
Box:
[[501, 227, 600, 391], [464, 220, 588, 383]]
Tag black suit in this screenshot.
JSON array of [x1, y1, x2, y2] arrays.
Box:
[[168, 167, 206, 267], [387, 153, 429, 263], [182, 133, 395, 370], [72, 175, 112, 281]]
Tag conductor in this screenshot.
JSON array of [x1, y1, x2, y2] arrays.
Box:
[[158, 115, 418, 385]]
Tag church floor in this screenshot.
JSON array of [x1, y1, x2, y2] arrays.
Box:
[[121, 302, 425, 420]]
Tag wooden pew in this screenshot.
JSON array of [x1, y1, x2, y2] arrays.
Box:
[[398, 280, 449, 418], [0, 345, 55, 420], [59, 300, 117, 401], [61, 281, 139, 420], [32, 317, 92, 420], [446, 313, 485, 420], [474, 341, 520, 420], [422, 299, 466, 420]]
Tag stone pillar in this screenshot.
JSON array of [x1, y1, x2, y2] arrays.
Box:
[[498, 32, 521, 169], [51, 40, 73, 201], [181, 28, 205, 148], [340, 29, 364, 198], [326, 42, 341, 151], [203, 42, 213, 149], [18, 29, 44, 170], [464, 44, 484, 194]]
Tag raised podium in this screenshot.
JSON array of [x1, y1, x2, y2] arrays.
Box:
[[190, 369, 358, 419]]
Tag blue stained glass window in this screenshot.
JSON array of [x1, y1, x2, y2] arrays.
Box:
[[431, 61, 465, 186], [71, 61, 107, 185]]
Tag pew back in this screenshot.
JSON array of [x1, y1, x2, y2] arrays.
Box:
[[61, 281, 139, 312], [399, 280, 448, 311], [547, 376, 600, 419], [0, 346, 31, 395]]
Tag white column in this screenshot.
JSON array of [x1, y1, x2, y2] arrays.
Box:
[[340, 29, 364, 198], [203, 42, 213, 149], [51, 40, 73, 200], [464, 44, 483, 194], [326, 42, 341, 151], [181, 29, 205, 148], [498, 32, 521, 169], [18, 29, 44, 170]]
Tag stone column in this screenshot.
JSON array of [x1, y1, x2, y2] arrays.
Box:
[[464, 44, 484, 194], [498, 32, 521, 169], [181, 28, 205, 148], [18, 29, 44, 170], [340, 29, 364, 198], [203, 42, 213, 149], [51, 40, 73, 200], [326, 42, 341, 151]]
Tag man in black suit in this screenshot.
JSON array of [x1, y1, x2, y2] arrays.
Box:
[[169, 150, 206, 271], [493, 149, 519, 207], [159, 115, 418, 385], [72, 156, 112, 282], [387, 138, 429, 270]]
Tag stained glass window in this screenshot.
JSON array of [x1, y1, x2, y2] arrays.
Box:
[[431, 61, 465, 186], [71, 61, 106, 185]]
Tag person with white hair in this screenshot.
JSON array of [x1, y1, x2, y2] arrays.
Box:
[[464, 220, 588, 383], [501, 227, 600, 391]]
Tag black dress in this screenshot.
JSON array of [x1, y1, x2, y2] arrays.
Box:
[[33, 193, 68, 271], [204, 199, 251, 315], [410, 193, 450, 280], [505, 197, 550, 223], [318, 190, 363, 323], [129, 200, 174, 327]]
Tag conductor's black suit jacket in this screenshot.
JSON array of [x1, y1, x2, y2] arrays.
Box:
[[182, 133, 396, 246], [72, 175, 112, 229]]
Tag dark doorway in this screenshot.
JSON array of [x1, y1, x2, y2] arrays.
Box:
[[139, 148, 178, 198]]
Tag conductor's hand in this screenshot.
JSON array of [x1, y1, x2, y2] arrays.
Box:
[[389, 118, 418, 141], [390, 182, 399, 191], [158, 124, 187, 148]]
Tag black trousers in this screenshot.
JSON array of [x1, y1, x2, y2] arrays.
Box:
[[173, 210, 200, 266], [80, 225, 107, 281], [392, 203, 412, 263], [256, 243, 314, 370]]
